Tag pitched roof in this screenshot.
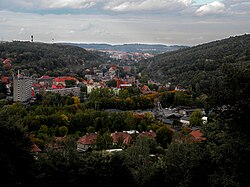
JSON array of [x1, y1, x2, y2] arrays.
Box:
[[189, 129, 206, 141], [138, 131, 157, 139], [54, 76, 78, 83], [77, 133, 97, 145], [31, 144, 42, 153], [111, 132, 132, 144], [3, 58, 11, 64], [40, 75, 51, 79]]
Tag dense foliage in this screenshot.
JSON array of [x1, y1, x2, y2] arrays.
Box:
[[140, 34, 250, 96], [0, 41, 102, 77]]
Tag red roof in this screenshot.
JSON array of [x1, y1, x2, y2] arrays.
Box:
[[189, 129, 206, 141], [48, 136, 67, 149], [138, 131, 157, 139], [1, 76, 9, 83], [111, 132, 132, 144], [32, 83, 41, 87], [4, 63, 11, 68], [51, 84, 65, 89], [31, 144, 42, 153], [142, 85, 150, 91], [77, 134, 97, 145], [54, 76, 78, 83], [51, 84, 57, 89], [3, 58, 11, 64]]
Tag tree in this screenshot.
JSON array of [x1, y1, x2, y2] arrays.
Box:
[[95, 131, 113, 150], [202, 64, 250, 186], [72, 96, 80, 106], [152, 142, 209, 187], [106, 79, 117, 88], [58, 126, 68, 137], [156, 126, 174, 149], [0, 82, 8, 95], [122, 136, 156, 187], [189, 109, 203, 127], [0, 117, 34, 185], [65, 79, 76, 88]]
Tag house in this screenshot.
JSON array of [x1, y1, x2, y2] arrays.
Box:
[[111, 132, 132, 145], [189, 129, 206, 142], [46, 136, 67, 150], [138, 130, 157, 139], [37, 75, 54, 86], [202, 116, 208, 124], [45, 87, 80, 97], [77, 133, 97, 152], [31, 144, 42, 153], [180, 116, 190, 126], [123, 130, 139, 135], [53, 76, 79, 87], [141, 85, 151, 94]]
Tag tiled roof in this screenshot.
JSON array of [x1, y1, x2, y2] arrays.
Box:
[[189, 129, 206, 141], [77, 133, 97, 145], [54, 76, 78, 83], [111, 132, 132, 144], [138, 131, 157, 139]]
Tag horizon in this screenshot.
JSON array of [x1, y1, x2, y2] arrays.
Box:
[[4, 33, 248, 48]]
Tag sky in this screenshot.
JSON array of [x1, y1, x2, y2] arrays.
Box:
[[0, 0, 249, 46]]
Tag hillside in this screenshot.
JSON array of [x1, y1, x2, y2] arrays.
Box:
[[63, 43, 187, 54], [140, 34, 250, 95], [0, 41, 103, 76]]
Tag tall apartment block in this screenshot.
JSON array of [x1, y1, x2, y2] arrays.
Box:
[[13, 77, 33, 102]]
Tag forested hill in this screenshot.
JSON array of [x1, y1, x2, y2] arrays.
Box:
[[140, 34, 250, 94], [63, 43, 187, 54], [0, 41, 102, 76]]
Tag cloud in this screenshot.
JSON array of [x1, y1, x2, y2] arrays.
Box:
[[42, 0, 97, 9], [0, 0, 100, 10], [104, 0, 192, 12], [196, 1, 225, 16], [223, 0, 250, 15]]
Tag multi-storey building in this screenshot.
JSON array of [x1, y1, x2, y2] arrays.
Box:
[[13, 77, 33, 102], [44, 87, 80, 97]]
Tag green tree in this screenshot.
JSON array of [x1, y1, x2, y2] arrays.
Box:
[[58, 126, 68, 137], [65, 79, 76, 88], [123, 136, 156, 187], [106, 79, 117, 88], [156, 126, 174, 149], [0, 119, 34, 185], [190, 109, 203, 127], [95, 131, 113, 150], [202, 64, 250, 186]]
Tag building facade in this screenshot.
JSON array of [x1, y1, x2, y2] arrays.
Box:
[[13, 77, 33, 102], [44, 87, 80, 97]]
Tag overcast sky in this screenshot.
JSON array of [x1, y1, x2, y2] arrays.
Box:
[[0, 0, 249, 46]]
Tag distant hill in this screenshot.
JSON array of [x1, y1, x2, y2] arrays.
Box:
[[0, 41, 102, 76], [62, 43, 187, 54], [140, 34, 250, 95]]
